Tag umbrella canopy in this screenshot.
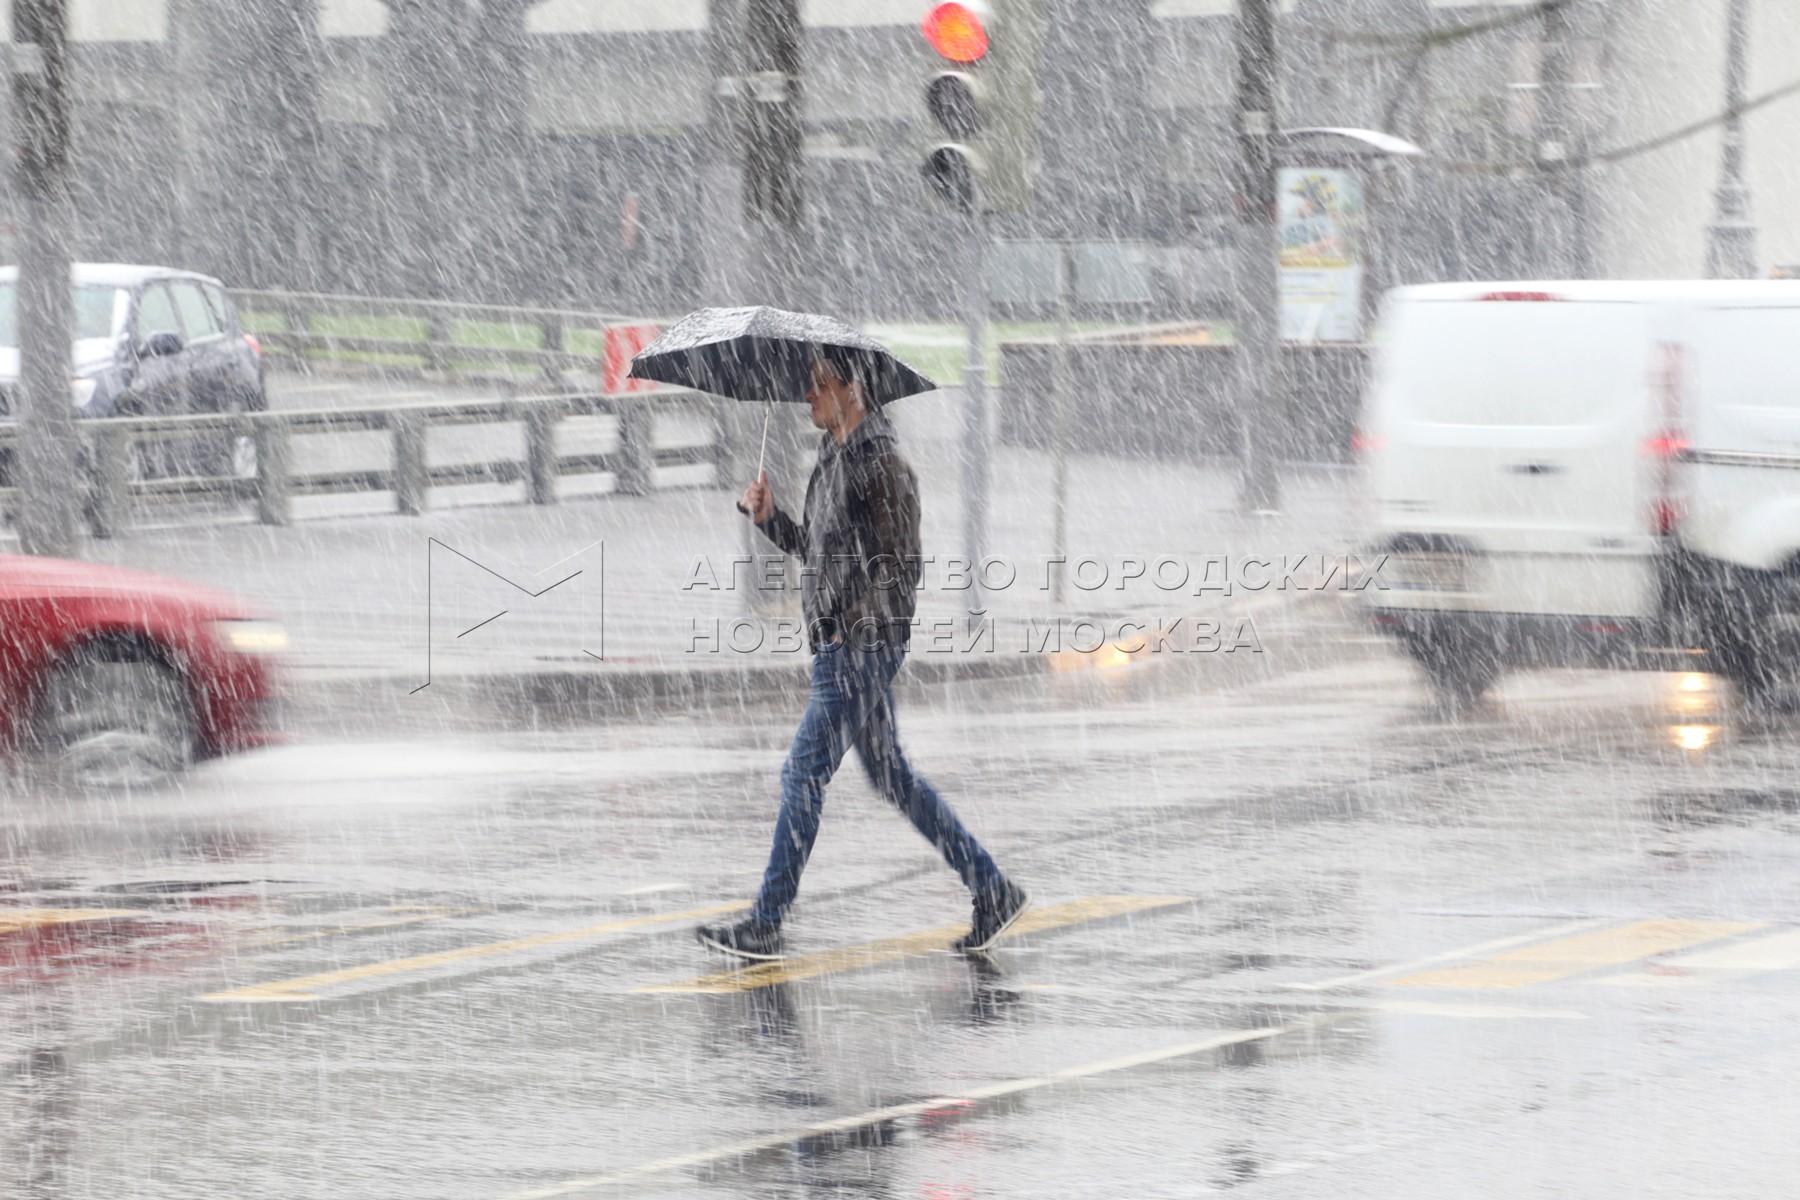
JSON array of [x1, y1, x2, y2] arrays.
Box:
[[627, 306, 938, 407]]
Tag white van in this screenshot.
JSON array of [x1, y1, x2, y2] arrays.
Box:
[[1357, 280, 1800, 704]]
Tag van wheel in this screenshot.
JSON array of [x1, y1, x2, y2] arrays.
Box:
[[1406, 632, 1502, 708], [1722, 572, 1800, 709]]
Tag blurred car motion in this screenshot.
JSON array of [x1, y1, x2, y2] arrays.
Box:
[[0, 263, 267, 484], [0, 553, 287, 786], [1358, 280, 1800, 704]]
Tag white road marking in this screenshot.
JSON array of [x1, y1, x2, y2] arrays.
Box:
[[1599, 927, 1800, 987], [615, 882, 685, 896], [1343, 999, 1588, 1020], [1283, 917, 1614, 991], [494, 1014, 1347, 1199]]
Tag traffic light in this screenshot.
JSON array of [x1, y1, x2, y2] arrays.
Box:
[[920, 0, 1043, 215]]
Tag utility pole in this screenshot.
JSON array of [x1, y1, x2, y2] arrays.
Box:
[[729, 0, 809, 618], [962, 211, 989, 618], [12, 0, 78, 557], [1536, 0, 1592, 278], [742, 0, 803, 307], [1232, 0, 1281, 514], [1705, 0, 1757, 280]]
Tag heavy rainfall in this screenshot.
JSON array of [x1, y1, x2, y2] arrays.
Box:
[[1, 0, 1798, 1195]]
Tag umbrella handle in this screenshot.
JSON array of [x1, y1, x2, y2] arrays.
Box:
[[733, 399, 776, 519], [755, 398, 773, 480]]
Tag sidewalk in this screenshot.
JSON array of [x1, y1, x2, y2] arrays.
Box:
[[69, 394, 1366, 718]]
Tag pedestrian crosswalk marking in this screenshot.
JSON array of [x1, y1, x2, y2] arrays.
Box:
[[640, 895, 1190, 994], [200, 900, 749, 1003], [1284, 918, 1613, 991], [494, 1012, 1338, 1200], [0, 908, 138, 935], [1385, 919, 1765, 990], [1598, 927, 1800, 988]]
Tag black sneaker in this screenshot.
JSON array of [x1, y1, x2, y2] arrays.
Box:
[[695, 917, 785, 961], [953, 881, 1029, 954]]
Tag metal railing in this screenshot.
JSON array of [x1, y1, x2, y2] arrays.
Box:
[[0, 389, 734, 538], [232, 289, 657, 383]]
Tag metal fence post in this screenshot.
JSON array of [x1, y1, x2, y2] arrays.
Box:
[[526, 401, 559, 505], [423, 317, 449, 374], [540, 320, 565, 386], [393, 411, 427, 514], [617, 401, 654, 496], [255, 416, 291, 526], [86, 423, 129, 539]]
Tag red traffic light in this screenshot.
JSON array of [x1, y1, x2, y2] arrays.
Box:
[[923, 2, 988, 63]]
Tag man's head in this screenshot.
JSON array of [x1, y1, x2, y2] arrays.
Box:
[[805, 351, 868, 435]]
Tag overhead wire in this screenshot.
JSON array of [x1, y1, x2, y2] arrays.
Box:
[[1285, 0, 1579, 52], [1273, 0, 1800, 178], [1433, 71, 1800, 175]]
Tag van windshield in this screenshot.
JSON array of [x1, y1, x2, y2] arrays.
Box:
[[0, 282, 131, 346], [1385, 300, 1646, 427]]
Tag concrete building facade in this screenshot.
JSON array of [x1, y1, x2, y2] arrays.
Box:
[[0, 0, 1792, 313]]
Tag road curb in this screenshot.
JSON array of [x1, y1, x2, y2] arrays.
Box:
[[288, 595, 1366, 732], [291, 651, 1061, 731]]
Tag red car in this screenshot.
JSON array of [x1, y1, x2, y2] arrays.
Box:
[[0, 553, 286, 785]]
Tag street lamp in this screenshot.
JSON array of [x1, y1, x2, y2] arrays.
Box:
[[1705, 0, 1758, 280]]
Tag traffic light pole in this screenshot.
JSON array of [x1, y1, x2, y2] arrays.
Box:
[[962, 210, 990, 620], [1232, 0, 1281, 515], [12, 0, 79, 557], [1048, 240, 1074, 607]]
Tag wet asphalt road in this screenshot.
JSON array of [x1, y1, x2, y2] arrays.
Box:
[[6, 619, 1800, 1198]]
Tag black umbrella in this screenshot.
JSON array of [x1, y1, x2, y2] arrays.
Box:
[[627, 306, 937, 502]]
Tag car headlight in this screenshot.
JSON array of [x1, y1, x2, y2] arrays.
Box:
[[211, 619, 289, 655], [71, 378, 97, 409]]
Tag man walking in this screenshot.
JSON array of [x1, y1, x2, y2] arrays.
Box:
[[695, 349, 1027, 960]]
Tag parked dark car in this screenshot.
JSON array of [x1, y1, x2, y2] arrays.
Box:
[[0, 263, 267, 483]]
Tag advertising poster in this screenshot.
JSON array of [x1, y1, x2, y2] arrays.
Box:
[[1277, 167, 1364, 343]]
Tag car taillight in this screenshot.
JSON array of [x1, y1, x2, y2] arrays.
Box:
[[1350, 430, 1385, 455], [1477, 291, 1563, 302], [1646, 342, 1689, 536], [244, 334, 263, 358]]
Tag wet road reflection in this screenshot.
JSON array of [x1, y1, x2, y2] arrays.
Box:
[[2, 630, 1799, 1197]]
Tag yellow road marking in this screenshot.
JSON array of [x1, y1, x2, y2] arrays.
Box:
[[1599, 927, 1800, 987], [1386, 919, 1765, 990], [240, 907, 479, 949], [641, 895, 1190, 994], [1284, 918, 1613, 991], [201, 900, 748, 1003], [0, 908, 138, 935]]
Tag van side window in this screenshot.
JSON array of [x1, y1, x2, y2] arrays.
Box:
[[172, 282, 223, 342], [135, 285, 181, 352]]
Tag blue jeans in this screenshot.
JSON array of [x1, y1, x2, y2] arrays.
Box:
[[750, 640, 1006, 926]]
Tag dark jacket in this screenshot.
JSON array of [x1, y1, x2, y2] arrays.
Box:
[[756, 409, 922, 651]]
